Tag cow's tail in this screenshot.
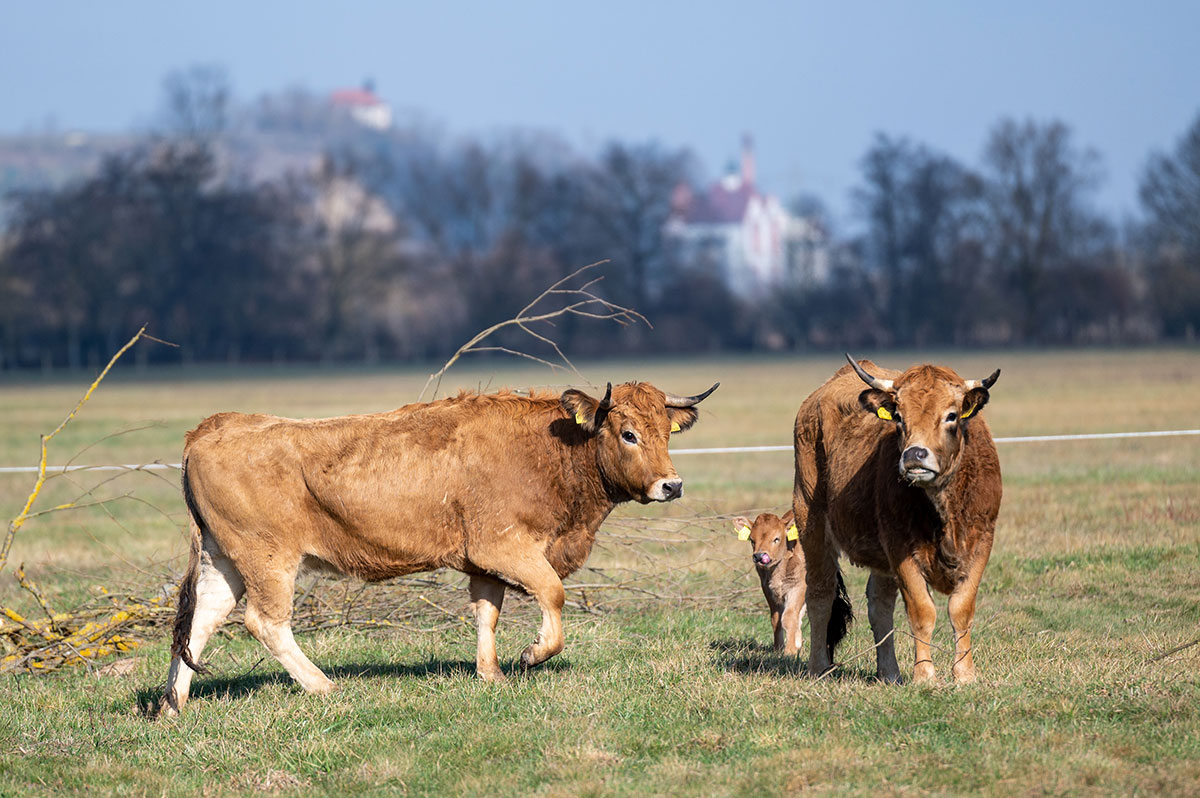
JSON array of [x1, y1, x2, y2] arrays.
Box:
[[825, 567, 854, 662], [170, 456, 209, 675]]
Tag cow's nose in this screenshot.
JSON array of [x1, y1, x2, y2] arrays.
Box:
[[902, 446, 929, 465], [661, 480, 683, 500], [753, 552, 770, 565]]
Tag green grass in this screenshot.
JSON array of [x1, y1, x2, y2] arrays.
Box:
[[1, 349, 1198, 795]]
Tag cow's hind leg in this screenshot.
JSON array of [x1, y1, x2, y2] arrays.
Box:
[[801, 515, 838, 676], [243, 567, 335, 694], [161, 536, 245, 716], [469, 574, 506, 682], [866, 572, 902, 683]]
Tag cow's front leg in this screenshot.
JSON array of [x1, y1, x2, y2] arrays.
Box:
[[471, 544, 565, 671], [468, 574, 506, 682], [514, 559, 566, 670], [866, 571, 901, 683], [895, 558, 937, 684], [779, 586, 806, 656], [948, 547, 991, 684]]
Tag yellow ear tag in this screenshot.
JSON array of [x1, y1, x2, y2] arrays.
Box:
[[876, 406, 893, 421], [736, 525, 751, 541], [671, 421, 681, 433], [575, 411, 586, 425], [786, 524, 799, 541], [961, 403, 976, 420]]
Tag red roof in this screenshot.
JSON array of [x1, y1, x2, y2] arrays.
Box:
[[680, 179, 757, 225], [330, 88, 383, 107]]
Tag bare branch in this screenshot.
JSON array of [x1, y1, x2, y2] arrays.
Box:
[[419, 261, 649, 400]]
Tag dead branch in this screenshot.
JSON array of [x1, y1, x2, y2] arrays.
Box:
[[419, 261, 649, 400]]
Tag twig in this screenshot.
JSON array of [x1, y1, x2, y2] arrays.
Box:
[[1, 326, 149, 575], [418, 261, 648, 400], [1147, 636, 1200, 664]]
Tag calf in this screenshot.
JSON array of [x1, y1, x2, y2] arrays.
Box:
[[734, 511, 806, 654]]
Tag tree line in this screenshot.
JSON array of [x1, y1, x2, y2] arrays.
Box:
[[0, 77, 1197, 369]]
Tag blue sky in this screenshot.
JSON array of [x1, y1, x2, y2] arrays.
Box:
[[3, 2, 1197, 228]]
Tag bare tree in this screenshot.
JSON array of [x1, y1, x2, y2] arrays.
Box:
[[1140, 111, 1200, 338], [982, 118, 1112, 342], [160, 65, 231, 144]]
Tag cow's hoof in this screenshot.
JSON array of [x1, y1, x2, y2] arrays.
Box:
[[519, 648, 538, 670], [911, 664, 937, 684], [154, 699, 181, 719], [477, 666, 506, 683], [953, 668, 977, 685], [876, 670, 903, 685]]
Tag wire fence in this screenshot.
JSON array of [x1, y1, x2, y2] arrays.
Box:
[[1, 428, 1197, 474]]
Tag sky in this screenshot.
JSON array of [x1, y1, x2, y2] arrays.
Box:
[[2, 2, 1198, 229]]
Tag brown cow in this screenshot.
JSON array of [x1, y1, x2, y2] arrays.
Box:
[[733, 511, 853, 658], [160, 380, 717, 715], [793, 355, 1001, 684]]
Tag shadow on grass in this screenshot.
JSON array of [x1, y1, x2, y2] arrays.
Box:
[[134, 656, 573, 717], [708, 637, 879, 682]]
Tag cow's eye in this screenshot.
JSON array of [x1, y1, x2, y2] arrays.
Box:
[[773, 537, 780, 544], [621, 430, 637, 445], [945, 411, 958, 424]]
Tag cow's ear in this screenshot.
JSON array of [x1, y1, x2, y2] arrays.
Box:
[[781, 509, 795, 526], [859, 389, 898, 422], [666, 406, 698, 434], [961, 387, 990, 421], [561, 389, 605, 434], [732, 516, 752, 541]]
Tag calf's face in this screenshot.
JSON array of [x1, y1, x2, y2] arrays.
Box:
[[560, 381, 717, 504], [850, 358, 999, 487], [734, 511, 796, 572]]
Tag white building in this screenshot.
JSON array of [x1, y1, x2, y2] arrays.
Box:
[[329, 83, 393, 131], [665, 136, 828, 296]]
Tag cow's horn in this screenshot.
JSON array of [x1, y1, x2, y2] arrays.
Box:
[[589, 382, 614, 429], [845, 353, 893, 391], [965, 369, 1001, 390], [663, 382, 719, 408]]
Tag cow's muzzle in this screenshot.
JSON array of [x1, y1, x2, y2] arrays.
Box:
[[753, 551, 772, 567], [648, 478, 683, 502], [900, 446, 939, 484]]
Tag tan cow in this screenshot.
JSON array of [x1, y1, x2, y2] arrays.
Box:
[[793, 355, 1001, 684], [733, 511, 852, 657], [160, 380, 716, 715]]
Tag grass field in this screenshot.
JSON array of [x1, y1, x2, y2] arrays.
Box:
[[1, 349, 1198, 795]]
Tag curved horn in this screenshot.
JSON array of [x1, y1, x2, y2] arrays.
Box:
[[662, 382, 720, 408], [845, 353, 893, 391], [591, 382, 614, 429], [965, 369, 1001, 391]]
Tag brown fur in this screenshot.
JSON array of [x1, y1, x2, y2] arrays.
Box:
[[793, 359, 1002, 683], [160, 381, 713, 714], [735, 511, 807, 654]]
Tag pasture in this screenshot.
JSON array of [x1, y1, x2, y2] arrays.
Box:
[[1, 349, 1198, 796]]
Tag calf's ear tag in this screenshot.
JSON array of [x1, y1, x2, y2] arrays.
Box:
[[786, 524, 799, 541], [961, 403, 977, 420], [736, 525, 751, 541], [671, 421, 681, 433], [876, 406, 893, 421], [575, 411, 586, 425]]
